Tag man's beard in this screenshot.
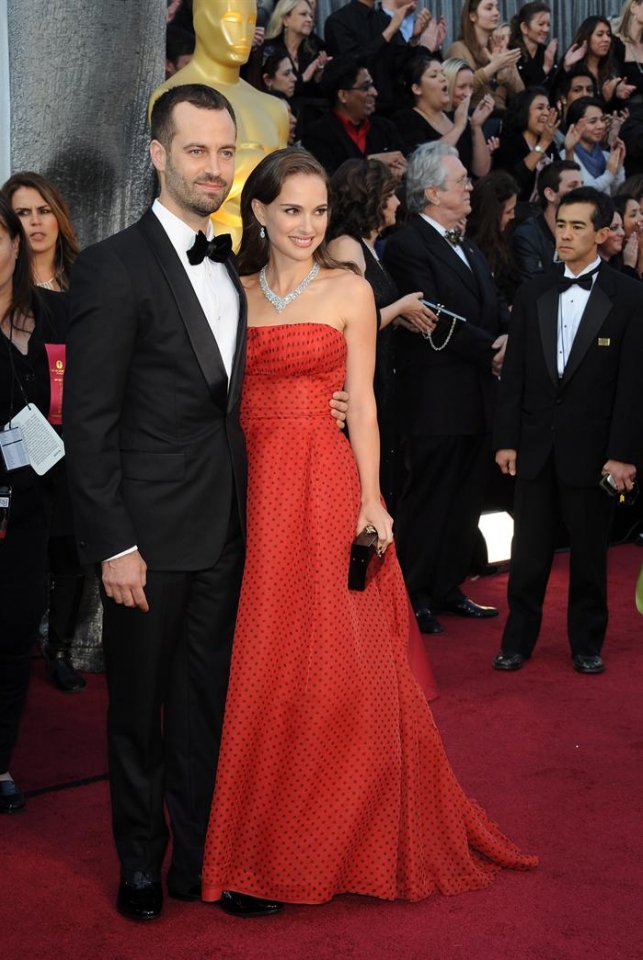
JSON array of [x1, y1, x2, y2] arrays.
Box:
[[164, 158, 231, 218]]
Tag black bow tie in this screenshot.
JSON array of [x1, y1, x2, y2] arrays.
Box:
[[444, 229, 463, 247], [187, 230, 232, 265], [557, 268, 599, 293]]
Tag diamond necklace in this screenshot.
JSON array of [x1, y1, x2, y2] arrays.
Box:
[[259, 262, 320, 313]]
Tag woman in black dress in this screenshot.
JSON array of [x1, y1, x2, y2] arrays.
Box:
[[394, 56, 494, 178], [327, 159, 434, 510], [0, 197, 69, 813], [467, 170, 521, 305], [508, 2, 558, 91], [493, 86, 559, 203]]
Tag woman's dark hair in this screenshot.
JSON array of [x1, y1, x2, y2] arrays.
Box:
[[262, 48, 293, 91], [509, 2, 551, 58], [402, 54, 441, 105], [564, 96, 604, 131], [613, 192, 639, 232], [328, 159, 398, 241], [2, 171, 80, 290], [616, 175, 643, 203], [571, 16, 617, 90], [458, 0, 490, 64], [0, 195, 33, 330], [238, 148, 358, 276], [501, 85, 549, 135], [466, 171, 520, 293]]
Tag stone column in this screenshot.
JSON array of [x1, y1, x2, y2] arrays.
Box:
[[6, 0, 166, 247]]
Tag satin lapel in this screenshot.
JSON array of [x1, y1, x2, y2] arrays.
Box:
[[561, 277, 613, 388], [416, 218, 479, 297], [537, 284, 560, 388], [225, 259, 247, 413], [137, 210, 229, 410]]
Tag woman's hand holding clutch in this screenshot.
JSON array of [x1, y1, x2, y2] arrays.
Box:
[[356, 501, 394, 556]]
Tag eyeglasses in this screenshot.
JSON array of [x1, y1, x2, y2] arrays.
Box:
[[443, 176, 473, 189], [346, 80, 376, 92]]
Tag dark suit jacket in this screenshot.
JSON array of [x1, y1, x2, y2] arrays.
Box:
[[63, 209, 247, 570], [383, 215, 509, 437], [511, 213, 557, 283], [301, 111, 402, 175], [493, 263, 643, 485]]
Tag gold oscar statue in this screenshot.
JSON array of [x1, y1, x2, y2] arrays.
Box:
[[149, 0, 288, 246]]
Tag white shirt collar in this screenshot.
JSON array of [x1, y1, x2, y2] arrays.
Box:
[[152, 198, 214, 258], [420, 213, 452, 239], [563, 256, 601, 280]]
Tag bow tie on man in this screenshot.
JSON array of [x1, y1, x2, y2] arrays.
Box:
[[444, 228, 463, 247], [187, 230, 233, 265], [557, 266, 600, 293]]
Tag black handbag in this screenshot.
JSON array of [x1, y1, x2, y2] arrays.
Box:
[[348, 525, 381, 591]]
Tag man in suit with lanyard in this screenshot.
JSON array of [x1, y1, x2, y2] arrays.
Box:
[[493, 186, 643, 675], [383, 142, 509, 636], [64, 85, 345, 922]]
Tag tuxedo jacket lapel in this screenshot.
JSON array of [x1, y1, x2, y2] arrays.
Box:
[[137, 210, 229, 410], [415, 218, 480, 298], [537, 285, 559, 387], [561, 275, 613, 388]]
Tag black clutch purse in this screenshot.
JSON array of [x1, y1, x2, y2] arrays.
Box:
[[348, 525, 381, 591]]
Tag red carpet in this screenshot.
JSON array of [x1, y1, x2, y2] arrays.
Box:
[[3, 545, 643, 959]]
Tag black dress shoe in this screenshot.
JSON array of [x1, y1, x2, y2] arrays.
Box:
[[573, 654, 605, 674], [219, 891, 283, 917], [415, 607, 444, 635], [0, 778, 25, 814], [45, 651, 86, 693], [434, 597, 499, 619], [117, 878, 163, 921], [492, 652, 526, 671], [167, 881, 201, 901]]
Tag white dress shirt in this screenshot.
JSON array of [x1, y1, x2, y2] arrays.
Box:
[[557, 256, 601, 377], [420, 213, 472, 270], [152, 198, 239, 380]]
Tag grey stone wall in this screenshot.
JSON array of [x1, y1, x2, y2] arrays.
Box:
[[7, 0, 166, 247]]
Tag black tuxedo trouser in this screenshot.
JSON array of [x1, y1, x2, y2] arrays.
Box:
[[100, 508, 244, 886], [395, 434, 491, 608], [501, 456, 615, 659]]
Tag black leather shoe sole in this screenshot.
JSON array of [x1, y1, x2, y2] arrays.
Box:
[[218, 890, 283, 917], [117, 880, 163, 921], [435, 599, 499, 619]]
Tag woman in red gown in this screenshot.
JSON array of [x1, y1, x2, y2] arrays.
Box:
[[201, 149, 537, 910]]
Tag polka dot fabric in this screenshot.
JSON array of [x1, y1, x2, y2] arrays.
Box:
[[201, 323, 537, 905]]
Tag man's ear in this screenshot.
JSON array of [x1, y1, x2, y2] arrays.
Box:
[[424, 185, 438, 206], [544, 186, 556, 206], [150, 139, 167, 175], [595, 225, 611, 246]]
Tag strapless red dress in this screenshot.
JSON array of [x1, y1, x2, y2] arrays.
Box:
[[201, 323, 537, 904]]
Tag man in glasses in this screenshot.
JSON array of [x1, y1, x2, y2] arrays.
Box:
[[302, 56, 406, 177], [384, 142, 509, 637]]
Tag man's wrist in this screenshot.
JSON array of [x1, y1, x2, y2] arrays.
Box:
[[104, 545, 138, 563]]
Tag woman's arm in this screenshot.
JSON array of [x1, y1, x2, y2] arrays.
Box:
[[340, 276, 393, 548]]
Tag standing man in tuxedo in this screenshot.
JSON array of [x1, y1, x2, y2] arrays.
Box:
[[383, 142, 509, 636], [493, 187, 643, 675], [64, 85, 273, 922]]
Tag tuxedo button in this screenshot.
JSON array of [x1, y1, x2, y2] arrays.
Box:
[[78, 540, 86, 548]]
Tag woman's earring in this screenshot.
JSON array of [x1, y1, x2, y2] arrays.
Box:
[[260, 226, 266, 239]]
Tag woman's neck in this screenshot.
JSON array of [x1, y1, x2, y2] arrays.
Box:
[[586, 53, 600, 75], [523, 36, 538, 58], [285, 32, 303, 61], [364, 229, 379, 248], [263, 252, 316, 295], [473, 25, 492, 54], [32, 251, 57, 286], [414, 100, 446, 123], [523, 129, 538, 147]]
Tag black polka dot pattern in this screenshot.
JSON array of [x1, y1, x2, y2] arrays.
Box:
[[201, 324, 537, 905]]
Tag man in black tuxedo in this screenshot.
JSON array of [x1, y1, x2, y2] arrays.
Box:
[[493, 187, 643, 675], [64, 86, 273, 921], [383, 142, 509, 635]]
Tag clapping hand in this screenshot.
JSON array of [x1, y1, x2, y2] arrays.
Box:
[[606, 137, 626, 175], [471, 93, 495, 128], [563, 41, 587, 70], [564, 119, 587, 155], [486, 135, 500, 154], [606, 109, 629, 148], [420, 14, 447, 52], [413, 7, 432, 39], [543, 37, 558, 74], [623, 232, 639, 270]]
